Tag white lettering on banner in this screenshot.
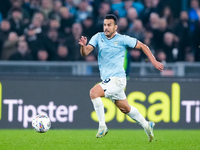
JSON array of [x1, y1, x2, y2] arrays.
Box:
[[37, 105, 48, 116], [181, 100, 200, 123], [3, 99, 78, 128], [68, 105, 78, 122], [18, 99, 23, 122], [24, 105, 37, 127], [56, 105, 68, 122], [3, 99, 18, 122], [195, 101, 200, 123], [48, 101, 57, 122]]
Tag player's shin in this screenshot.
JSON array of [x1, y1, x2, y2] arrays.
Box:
[[91, 97, 106, 127], [127, 106, 148, 129]]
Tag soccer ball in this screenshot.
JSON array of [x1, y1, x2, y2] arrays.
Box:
[[32, 114, 51, 133]]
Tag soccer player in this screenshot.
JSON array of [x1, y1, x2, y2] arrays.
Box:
[[78, 14, 164, 142]]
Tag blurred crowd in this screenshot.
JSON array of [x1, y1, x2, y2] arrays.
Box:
[[0, 0, 199, 63]]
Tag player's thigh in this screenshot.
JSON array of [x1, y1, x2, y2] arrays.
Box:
[[90, 84, 105, 99]]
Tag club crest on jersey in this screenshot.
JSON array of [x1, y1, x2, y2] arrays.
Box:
[[113, 41, 118, 46]]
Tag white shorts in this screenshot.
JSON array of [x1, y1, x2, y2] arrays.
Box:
[[99, 77, 127, 103]]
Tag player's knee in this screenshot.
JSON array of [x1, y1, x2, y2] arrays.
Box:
[[90, 88, 98, 99]]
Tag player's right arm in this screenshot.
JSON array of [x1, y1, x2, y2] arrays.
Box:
[[79, 36, 94, 57]]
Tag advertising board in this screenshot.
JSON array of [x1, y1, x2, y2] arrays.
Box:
[[0, 77, 199, 129]]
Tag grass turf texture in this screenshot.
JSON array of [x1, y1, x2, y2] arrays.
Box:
[[0, 129, 199, 150]]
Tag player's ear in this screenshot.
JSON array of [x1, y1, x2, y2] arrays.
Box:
[[115, 24, 118, 30]]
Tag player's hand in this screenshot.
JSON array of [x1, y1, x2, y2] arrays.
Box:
[[153, 61, 164, 71], [78, 36, 87, 46]]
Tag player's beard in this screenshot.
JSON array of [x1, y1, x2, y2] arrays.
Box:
[[104, 29, 116, 38]]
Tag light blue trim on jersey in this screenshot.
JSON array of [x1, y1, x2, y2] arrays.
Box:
[[89, 32, 137, 80]]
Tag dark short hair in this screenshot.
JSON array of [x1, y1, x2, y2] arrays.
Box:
[[104, 14, 118, 25]]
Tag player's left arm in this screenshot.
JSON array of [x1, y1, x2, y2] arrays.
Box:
[[135, 41, 164, 71]]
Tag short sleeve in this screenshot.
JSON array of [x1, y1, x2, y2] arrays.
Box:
[[123, 35, 137, 49], [88, 33, 99, 48]]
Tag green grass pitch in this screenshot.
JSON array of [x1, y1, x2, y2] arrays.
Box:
[[0, 129, 199, 150]]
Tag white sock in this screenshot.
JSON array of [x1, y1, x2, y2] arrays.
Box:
[[127, 106, 148, 129], [91, 97, 106, 127]]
